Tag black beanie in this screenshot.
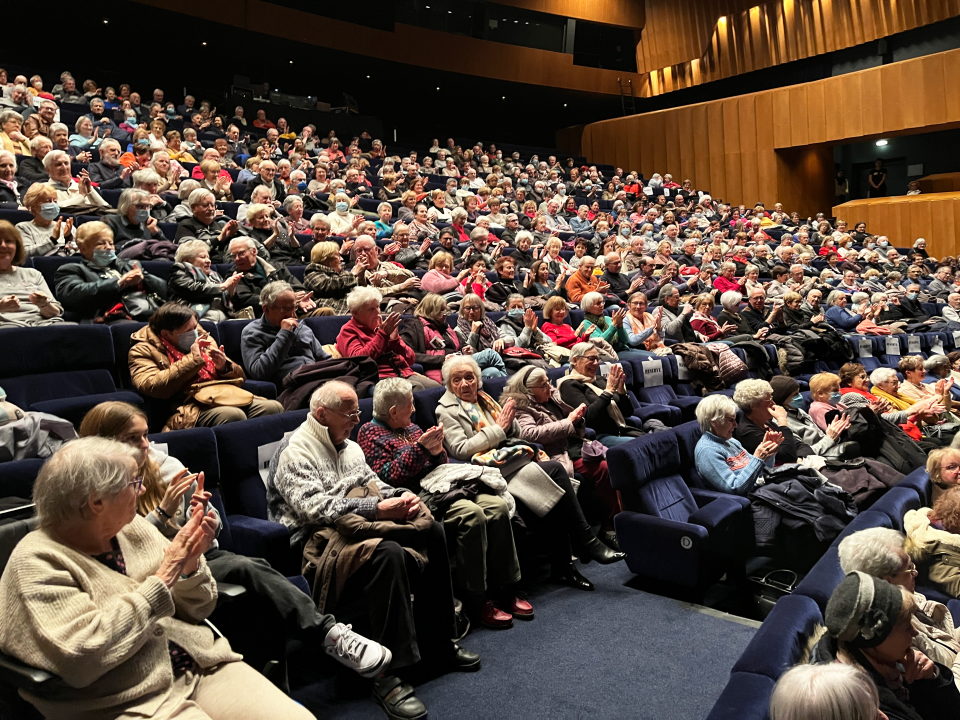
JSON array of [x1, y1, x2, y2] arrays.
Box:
[[824, 572, 905, 649], [770, 375, 800, 407]]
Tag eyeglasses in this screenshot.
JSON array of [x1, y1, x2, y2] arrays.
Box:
[[128, 475, 144, 493], [901, 561, 918, 576], [581, 355, 601, 363], [325, 407, 361, 421]]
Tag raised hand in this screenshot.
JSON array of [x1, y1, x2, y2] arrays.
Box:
[[825, 414, 851, 440], [567, 403, 587, 424], [381, 311, 402, 338], [523, 308, 537, 329], [498, 398, 516, 430]]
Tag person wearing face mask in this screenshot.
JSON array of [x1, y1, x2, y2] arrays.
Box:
[[55, 221, 167, 323], [130, 302, 283, 430], [16, 182, 75, 256], [104, 188, 168, 252]]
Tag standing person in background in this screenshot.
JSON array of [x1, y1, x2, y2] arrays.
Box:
[[868, 159, 888, 198], [835, 169, 849, 205]]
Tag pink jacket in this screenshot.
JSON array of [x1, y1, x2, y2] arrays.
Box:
[[421, 269, 460, 294]]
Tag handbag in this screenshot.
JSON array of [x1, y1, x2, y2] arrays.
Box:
[[192, 379, 254, 407], [121, 290, 163, 321], [749, 569, 798, 619], [502, 347, 543, 360]]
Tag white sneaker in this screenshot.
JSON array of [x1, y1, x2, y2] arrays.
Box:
[[323, 623, 392, 678]]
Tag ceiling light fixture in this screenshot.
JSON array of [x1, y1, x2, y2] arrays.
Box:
[[876, 139, 888, 147]]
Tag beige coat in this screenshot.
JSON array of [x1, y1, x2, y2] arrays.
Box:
[[0, 515, 239, 720], [129, 324, 245, 431], [906, 507, 960, 599]]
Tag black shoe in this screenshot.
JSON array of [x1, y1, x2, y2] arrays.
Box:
[[450, 643, 481, 672], [578, 536, 626, 565], [550, 561, 595, 591], [601, 530, 621, 551], [372, 675, 427, 720]]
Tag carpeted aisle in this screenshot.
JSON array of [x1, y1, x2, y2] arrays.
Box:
[[291, 561, 756, 719]]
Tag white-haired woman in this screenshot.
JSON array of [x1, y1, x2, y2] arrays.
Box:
[[336, 286, 440, 390], [694, 393, 779, 495], [501, 367, 621, 546], [240, 202, 302, 266], [0, 110, 30, 156], [436, 355, 624, 592], [168, 239, 241, 321], [16, 181, 76, 256], [0, 438, 315, 720], [326, 192, 364, 237], [769, 663, 883, 720], [283, 194, 310, 234], [838, 526, 960, 688], [104, 188, 167, 251], [732, 378, 802, 463], [557, 342, 644, 447], [69, 115, 102, 152], [358, 377, 530, 629]]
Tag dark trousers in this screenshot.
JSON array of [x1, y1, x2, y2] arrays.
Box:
[[206, 548, 335, 679], [330, 520, 456, 671], [514, 461, 593, 564]]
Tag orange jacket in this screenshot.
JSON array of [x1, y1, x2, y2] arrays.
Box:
[[565, 271, 601, 303]]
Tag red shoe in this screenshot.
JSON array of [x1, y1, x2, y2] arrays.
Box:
[[479, 600, 514, 629], [507, 595, 535, 621]]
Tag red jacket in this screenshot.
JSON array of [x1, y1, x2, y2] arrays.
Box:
[[713, 276, 740, 294], [543, 321, 587, 349], [336, 317, 415, 379]]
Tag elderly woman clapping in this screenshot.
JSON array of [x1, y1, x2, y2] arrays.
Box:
[[0, 220, 64, 328], [336, 286, 441, 391], [358, 377, 530, 629], [837, 526, 960, 690], [17, 175, 75, 258], [437, 355, 624, 592], [694, 393, 779, 495], [105, 188, 167, 251], [870, 366, 956, 440], [501, 367, 621, 547], [168, 239, 241, 322], [557, 343, 643, 447], [0, 438, 315, 720]]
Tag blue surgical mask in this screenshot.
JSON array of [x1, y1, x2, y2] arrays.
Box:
[[165, 108, 176, 117], [598, 231, 608, 239], [789, 395, 804, 409], [621, 227, 631, 236], [645, 230, 654, 238], [828, 391, 842, 405], [92, 249, 116, 267], [176, 329, 199, 352], [520, 179, 528, 185], [336, 202, 349, 213], [39, 202, 59, 221], [507, 309, 524, 320], [879, 240, 889, 247], [907, 292, 917, 300], [134, 209, 150, 224], [867, 243, 876, 250]]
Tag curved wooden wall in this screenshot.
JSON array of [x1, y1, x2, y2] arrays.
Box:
[[635, 0, 960, 97], [582, 47, 960, 216]]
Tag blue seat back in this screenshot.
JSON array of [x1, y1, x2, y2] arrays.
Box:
[[672, 421, 707, 488], [414, 386, 447, 429], [214, 410, 309, 519], [1, 369, 116, 408], [350, 398, 375, 442], [870, 486, 922, 531], [731, 594, 823, 679], [608, 432, 697, 523], [217, 319, 256, 371], [897, 467, 932, 507], [0, 325, 114, 378], [302, 315, 352, 346], [32, 256, 82, 297], [0, 459, 44, 498]]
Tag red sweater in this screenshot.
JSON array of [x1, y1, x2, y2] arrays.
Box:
[[713, 276, 740, 294], [543, 321, 587, 349], [336, 317, 415, 379]]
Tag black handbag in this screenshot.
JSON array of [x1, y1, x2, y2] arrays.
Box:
[[749, 569, 798, 619], [121, 290, 163, 321]]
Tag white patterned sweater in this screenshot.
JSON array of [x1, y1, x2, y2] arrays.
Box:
[[266, 414, 400, 545]]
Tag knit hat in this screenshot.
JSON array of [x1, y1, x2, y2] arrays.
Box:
[[770, 376, 800, 407], [824, 572, 905, 648]]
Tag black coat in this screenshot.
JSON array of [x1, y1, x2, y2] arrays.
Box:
[[232, 259, 303, 317], [87, 161, 130, 190], [242, 175, 286, 203], [54, 257, 167, 321], [399, 316, 459, 376], [168, 263, 227, 305], [558, 378, 636, 439], [15, 156, 48, 186]]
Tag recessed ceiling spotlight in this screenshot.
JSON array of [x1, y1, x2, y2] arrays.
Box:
[[876, 139, 888, 146]]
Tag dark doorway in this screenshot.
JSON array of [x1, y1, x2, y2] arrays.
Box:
[[851, 156, 907, 199]]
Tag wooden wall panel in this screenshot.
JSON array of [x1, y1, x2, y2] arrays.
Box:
[[833, 194, 960, 260], [581, 45, 960, 226], [634, 0, 960, 98], [496, 0, 644, 27]]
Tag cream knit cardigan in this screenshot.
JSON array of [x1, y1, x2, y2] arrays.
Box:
[[0, 515, 239, 720]]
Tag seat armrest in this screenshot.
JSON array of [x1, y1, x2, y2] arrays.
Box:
[[614, 511, 710, 587], [688, 496, 744, 533], [0, 650, 56, 688], [226, 514, 292, 570], [691, 487, 750, 510], [241, 380, 277, 400]]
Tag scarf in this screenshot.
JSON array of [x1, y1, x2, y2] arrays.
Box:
[[160, 336, 218, 383], [556, 370, 627, 428], [871, 386, 912, 412], [457, 313, 500, 351], [457, 391, 547, 466], [584, 311, 608, 333]]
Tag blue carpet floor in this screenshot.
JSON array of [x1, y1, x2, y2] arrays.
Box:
[[291, 561, 756, 719]]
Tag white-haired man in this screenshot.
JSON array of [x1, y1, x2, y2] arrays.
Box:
[[267, 381, 480, 718]]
